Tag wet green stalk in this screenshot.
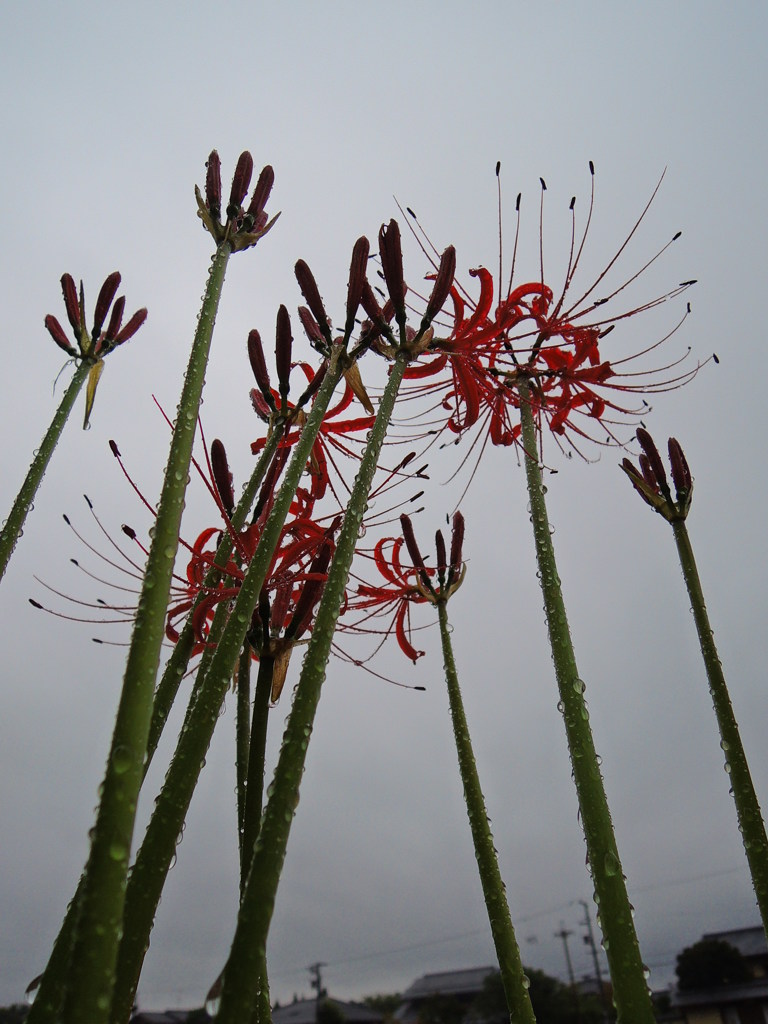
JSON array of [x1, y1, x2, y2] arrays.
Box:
[[0, 360, 90, 583], [108, 356, 344, 1024], [241, 655, 274, 1024], [147, 425, 283, 767], [437, 601, 536, 1024], [236, 651, 252, 873], [28, 421, 282, 1024], [241, 653, 274, 893], [672, 519, 768, 936], [215, 353, 409, 1024], [28, 418, 282, 1024], [61, 243, 232, 1024], [517, 380, 654, 1024]]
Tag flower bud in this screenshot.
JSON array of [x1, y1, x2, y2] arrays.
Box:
[[229, 151, 254, 211], [297, 362, 327, 407], [360, 280, 385, 324], [379, 220, 406, 329], [449, 511, 465, 577], [92, 272, 121, 340], [297, 306, 326, 349], [246, 164, 275, 218], [435, 529, 447, 579], [636, 427, 670, 500], [275, 305, 293, 399], [104, 296, 125, 342], [205, 150, 222, 218], [210, 439, 235, 515], [637, 453, 657, 492], [400, 514, 433, 594], [345, 236, 370, 337], [44, 315, 77, 356], [60, 274, 81, 336], [247, 329, 273, 404], [295, 261, 331, 343], [113, 308, 147, 345], [668, 437, 692, 498], [423, 246, 456, 324]]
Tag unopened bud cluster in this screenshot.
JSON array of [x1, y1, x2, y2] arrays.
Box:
[[196, 150, 279, 252], [400, 511, 466, 603], [621, 427, 693, 522]]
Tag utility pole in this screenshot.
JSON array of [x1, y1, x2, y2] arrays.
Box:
[[578, 898, 611, 1019], [308, 962, 326, 1024], [555, 923, 576, 988], [555, 923, 582, 1023]]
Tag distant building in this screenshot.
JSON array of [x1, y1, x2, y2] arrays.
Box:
[[394, 967, 497, 1024], [130, 996, 383, 1024], [272, 997, 384, 1024], [672, 924, 768, 1024], [131, 1013, 201, 1024]]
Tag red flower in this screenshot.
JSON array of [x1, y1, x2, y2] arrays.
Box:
[[346, 512, 466, 663], [400, 168, 703, 456]]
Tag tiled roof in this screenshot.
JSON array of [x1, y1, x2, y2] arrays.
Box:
[[673, 977, 768, 1007], [272, 997, 383, 1024], [703, 925, 768, 959], [400, 967, 498, 999]]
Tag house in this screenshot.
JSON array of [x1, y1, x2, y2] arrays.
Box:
[[272, 996, 384, 1024], [394, 967, 497, 1024], [671, 925, 768, 1024], [130, 1012, 203, 1024]]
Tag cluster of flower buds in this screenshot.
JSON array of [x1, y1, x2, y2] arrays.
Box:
[[195, 150, 279, 252], [44, 272, 147, 427], [400, 511, 466, 603], [621, 427, 693, 522], [358, 219, 456, 361], [294, 240, 375, 414]]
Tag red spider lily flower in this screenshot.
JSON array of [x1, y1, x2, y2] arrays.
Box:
[[620, 427, 693, 522], [166, 480, 341, 701], [195, 149, 280, 252], [347, 512, 466, 663], [44, 271, 147, 427], [400, 166, 704, 459]]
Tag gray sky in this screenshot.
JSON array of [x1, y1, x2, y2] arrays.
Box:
[[2, 0, 767, 1012]]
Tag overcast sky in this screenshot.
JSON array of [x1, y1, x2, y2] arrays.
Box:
[[2, 0, 768, 1013]]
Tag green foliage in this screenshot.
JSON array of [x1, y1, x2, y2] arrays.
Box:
[[317, 999, 347, 1024], [471, 969, 605, 1024], [361, 993, 402, 1018], [676, 938, 753, 990], [0, 1006, 29, 1024], [416, 994, 465, 1024]]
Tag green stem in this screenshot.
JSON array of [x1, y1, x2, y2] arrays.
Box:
[[28, 422, 282, 1024], [241, 655, 274, 1024], [241, 652, 274, 894], [108, 355, 344, 1024], [62, 243, 232, 1024], [672, 519, 768, 935], [147, 425, 283, 769], [236, 651, 252, 880], [215, 353, 409, 1024], [437, 601, 536, 1024], [0, 360, 90, 583], [517, 380, 654, 1024]]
